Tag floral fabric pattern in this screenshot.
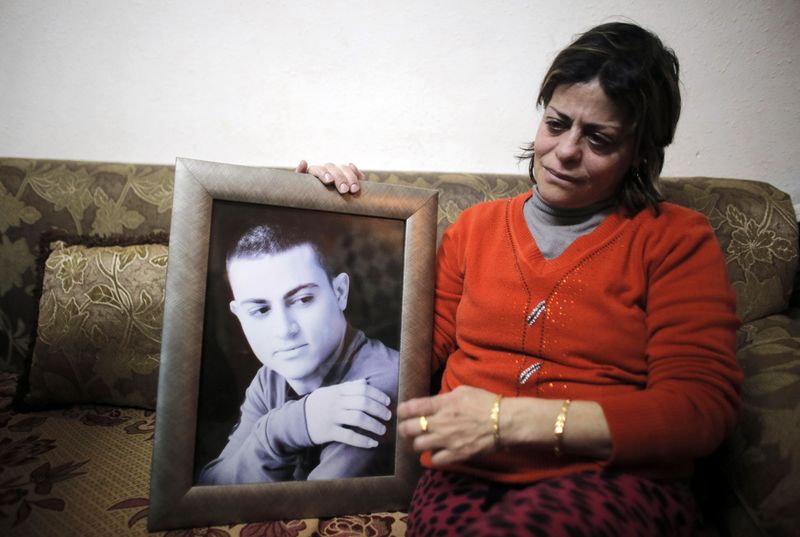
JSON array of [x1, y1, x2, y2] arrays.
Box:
[[660, 177, 799, 323], [25, 240, 167, 409], [721, 314, 800, 537], [0, 160, 174, 374], [0, 370, 410, 537], [0, 403, 87, 531], [0, 235, 37, 297]]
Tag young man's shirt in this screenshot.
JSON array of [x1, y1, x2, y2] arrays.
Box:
[[198, 327, 399, 484]]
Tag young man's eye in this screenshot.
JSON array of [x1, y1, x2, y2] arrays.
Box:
[[290, 295, 315, 307], [248, 305, 271, 318]]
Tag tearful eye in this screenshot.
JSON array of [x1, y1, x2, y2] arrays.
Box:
[[587, 132, 614, 150], [545, 119, 567, 133], [588, 134, 608, 146]]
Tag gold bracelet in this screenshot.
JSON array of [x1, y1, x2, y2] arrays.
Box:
[[490, 394, 503, 445], [553, 399, 572, 457]]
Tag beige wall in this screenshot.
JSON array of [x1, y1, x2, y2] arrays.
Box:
[[1, 0, 798, 212]]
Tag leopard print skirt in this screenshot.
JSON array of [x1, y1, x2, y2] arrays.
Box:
[[406, 468, 708, 537]]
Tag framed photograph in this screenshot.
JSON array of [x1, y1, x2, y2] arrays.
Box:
[[149, 158, 437, 530]]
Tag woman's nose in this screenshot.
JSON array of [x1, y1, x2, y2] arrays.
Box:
[[555, 131, 582, 163]]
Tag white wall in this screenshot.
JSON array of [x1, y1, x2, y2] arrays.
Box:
[[1, 0, 798, 210]]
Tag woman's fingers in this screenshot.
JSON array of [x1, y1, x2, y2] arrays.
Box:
[[306, 164, 333, 184], [397, 395, 446, 439], [300, 162, 362, 194], [397, 387, 500, 464], [324, 162, 360, 193], [397, 395, 441, 420], [429, 448, 464, 466], [348, 162, 365, 183], [397, 408, 443, 440]]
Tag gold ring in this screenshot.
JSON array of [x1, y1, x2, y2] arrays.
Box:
[[419, 415, 429, 434]]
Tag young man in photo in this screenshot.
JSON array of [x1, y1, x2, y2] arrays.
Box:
[[198, 223, 399, 485]]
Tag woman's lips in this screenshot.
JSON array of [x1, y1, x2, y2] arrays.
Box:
[[544, 166, 583, 185], [544, 167, 581, 184]]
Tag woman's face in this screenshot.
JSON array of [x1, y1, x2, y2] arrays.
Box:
[[533, 79, 636, 209]]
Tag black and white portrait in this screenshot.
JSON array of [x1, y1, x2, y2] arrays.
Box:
[[194, 199, 405, 485]]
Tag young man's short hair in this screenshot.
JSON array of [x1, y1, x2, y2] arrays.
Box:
[[226, 223, 336, 281]]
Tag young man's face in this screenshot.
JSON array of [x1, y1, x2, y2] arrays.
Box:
[[228, 243, 349, 394]]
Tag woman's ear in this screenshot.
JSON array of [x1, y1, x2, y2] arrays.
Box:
[[229, 300, 239, 316], [332, 273, 350, 311]]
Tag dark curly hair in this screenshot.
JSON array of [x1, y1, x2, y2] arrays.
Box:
[[520, 21, 682, 215]]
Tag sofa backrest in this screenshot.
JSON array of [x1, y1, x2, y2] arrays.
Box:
[[1, 158, 797, 374], [659, 176, 799, 323]]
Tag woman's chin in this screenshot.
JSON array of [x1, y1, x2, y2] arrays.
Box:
[[537, 182, 584, 209]]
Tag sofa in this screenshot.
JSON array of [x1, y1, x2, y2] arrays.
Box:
[[0, 157, 798, 537]]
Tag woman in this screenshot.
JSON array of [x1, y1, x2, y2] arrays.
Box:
[[299, 22, 741, 536]]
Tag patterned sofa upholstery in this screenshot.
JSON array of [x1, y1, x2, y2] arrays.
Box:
[[0, 158, 798, 537]]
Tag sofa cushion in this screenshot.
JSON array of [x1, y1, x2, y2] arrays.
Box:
[[0, 159, 175, 375], [720, 313, 800, 537], [23, 239, 167, 409], [660, 177, 799, 323]]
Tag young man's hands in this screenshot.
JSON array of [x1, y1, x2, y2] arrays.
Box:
[[295, 160, 363, 195], [305, 379, 391, 448]]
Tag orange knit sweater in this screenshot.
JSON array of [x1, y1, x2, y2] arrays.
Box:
[[423, 191, 742, 483]]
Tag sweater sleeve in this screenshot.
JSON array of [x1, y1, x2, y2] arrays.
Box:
[[598, 210, 743, 465], [307, 340, 399, 480], [197, 370, 315, 485], [306, 441, 393, 480], [432, 221, 466, 373]]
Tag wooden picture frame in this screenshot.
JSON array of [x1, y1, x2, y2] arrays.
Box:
[[149, 158, 437, 530]]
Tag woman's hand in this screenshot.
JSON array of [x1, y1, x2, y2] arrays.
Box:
[[398, 385, 499, 466], [399, 387, 614, 465], [296, 160, 364, 195]]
